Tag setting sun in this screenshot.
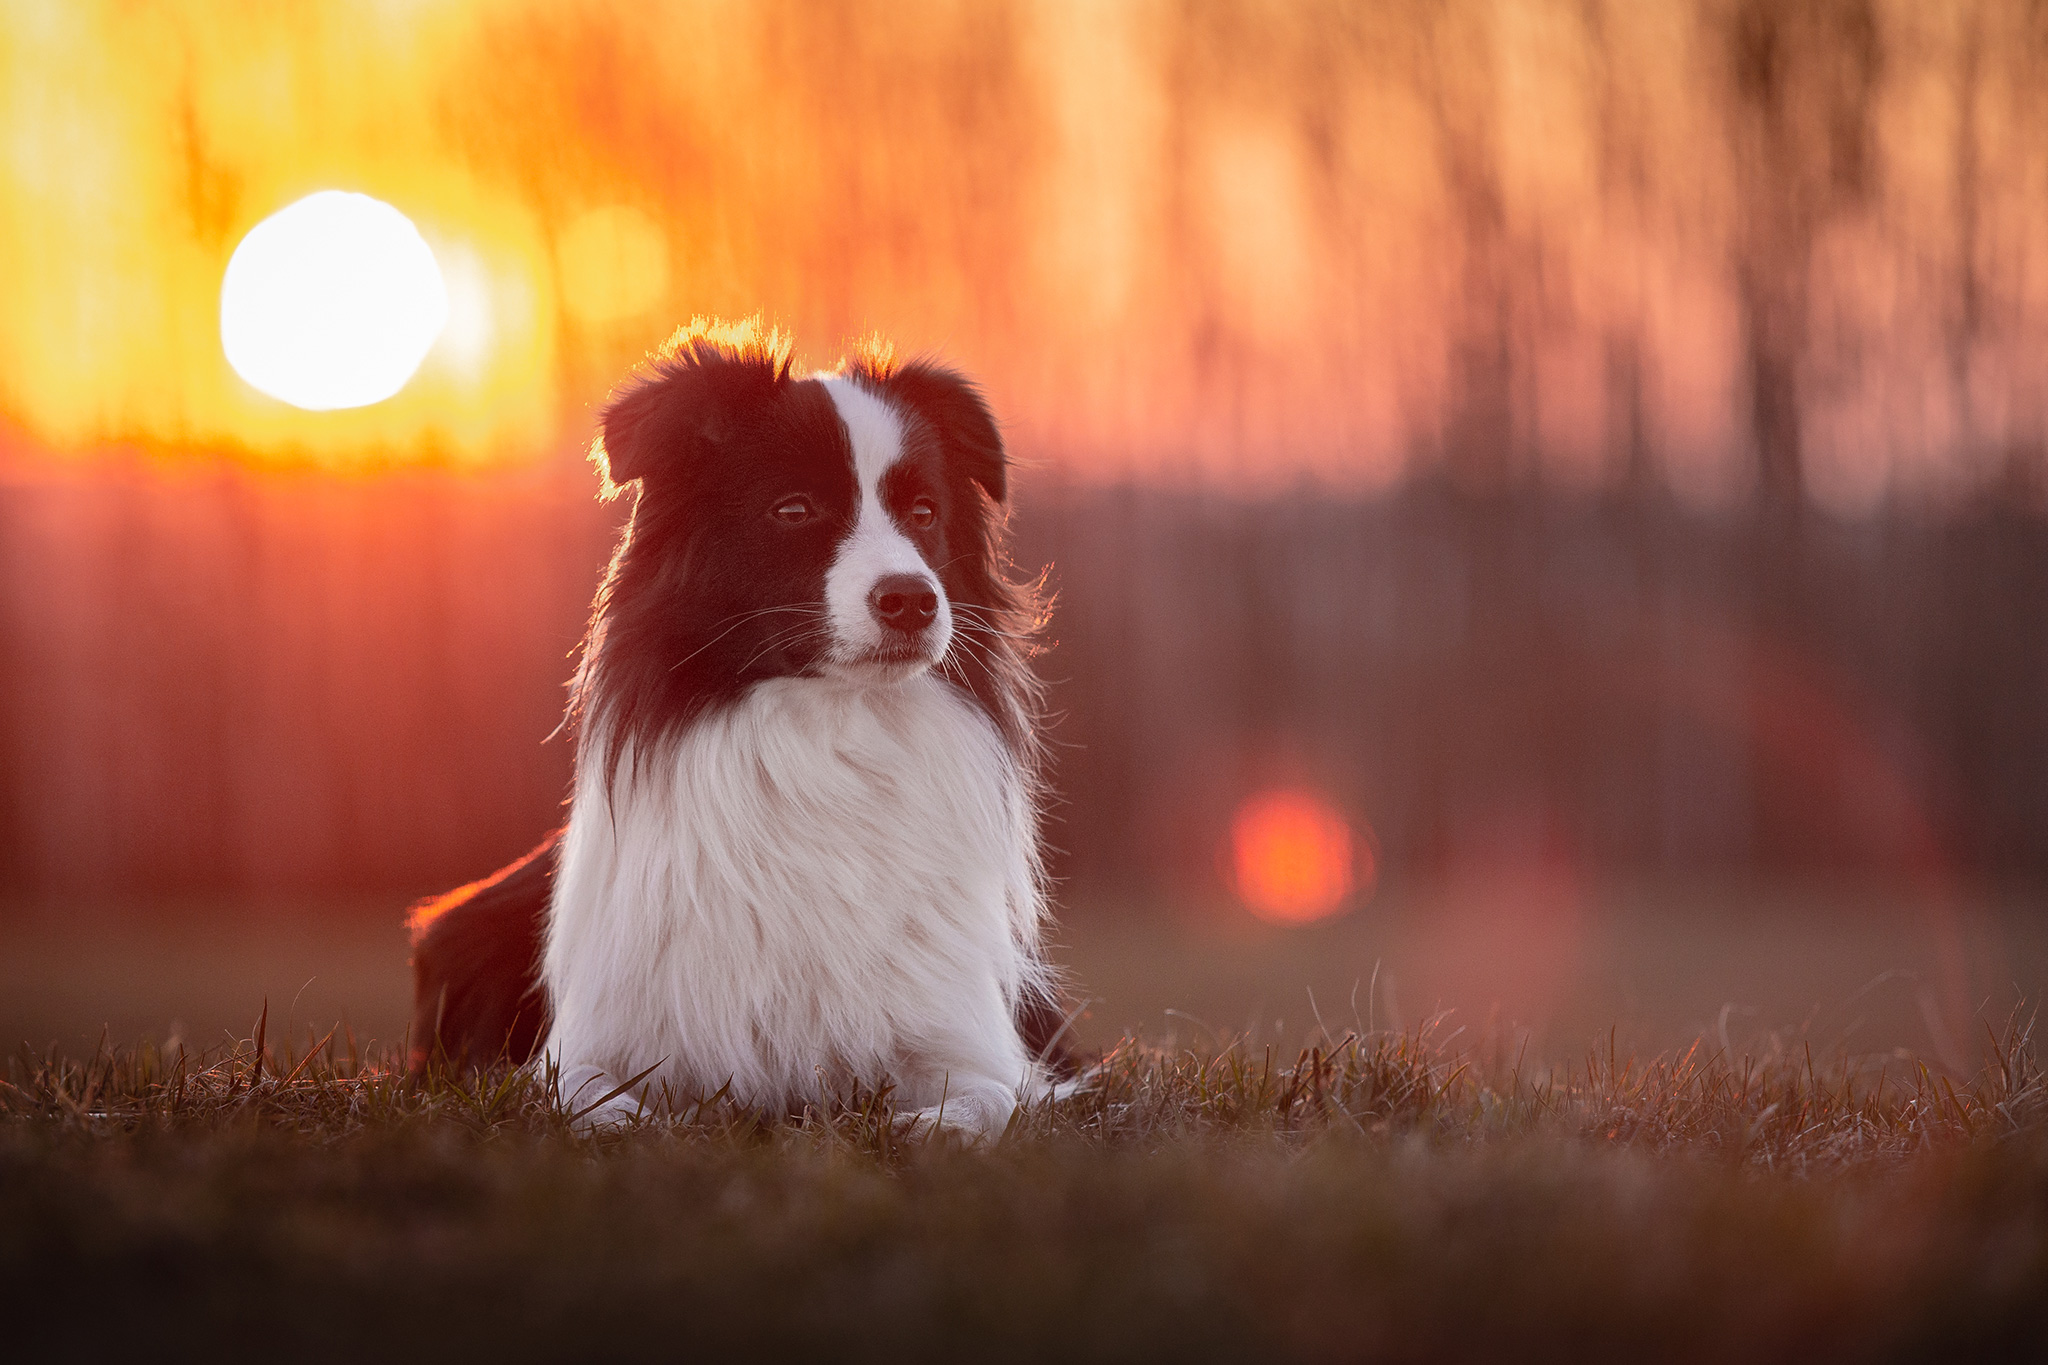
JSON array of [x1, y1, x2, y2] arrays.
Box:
[[220, 191, 449, 412], [1229, 790, 1363, 924]]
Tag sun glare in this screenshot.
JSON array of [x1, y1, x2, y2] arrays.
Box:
[[1230, 789, 1361, 924], [557, 205, 671, 326], [220, 191, 450, 412]]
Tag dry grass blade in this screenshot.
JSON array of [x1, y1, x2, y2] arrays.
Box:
[[4, 1008, 2047, 1359]]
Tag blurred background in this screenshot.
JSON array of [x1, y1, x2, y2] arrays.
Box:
[[4, 0, 2047, 1065]]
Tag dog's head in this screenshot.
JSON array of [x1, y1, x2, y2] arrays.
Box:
[[579, 320, 1031, 764]]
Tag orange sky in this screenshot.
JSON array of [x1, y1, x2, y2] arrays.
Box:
[[2, 0, 2043, 506]]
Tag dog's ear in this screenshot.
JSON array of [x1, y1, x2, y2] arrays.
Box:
[[594, 323, 792, 492], [884, 362, 1007, 505], [594, 365, 720, 491]]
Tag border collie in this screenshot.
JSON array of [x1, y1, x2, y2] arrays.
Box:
[[408, 319, 1069, 1137]]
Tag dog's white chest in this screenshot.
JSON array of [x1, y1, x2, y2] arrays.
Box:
[[542, 674, 1038, 1109]]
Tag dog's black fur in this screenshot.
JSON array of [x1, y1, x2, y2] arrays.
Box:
[[409, 828, 1075, 1077], [408, 324, 1072, 1080]]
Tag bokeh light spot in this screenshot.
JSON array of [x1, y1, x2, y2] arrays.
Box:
[[220, 191, 449, 411], [1230, 789, 1363, 923], [556, 204, 670, 326]]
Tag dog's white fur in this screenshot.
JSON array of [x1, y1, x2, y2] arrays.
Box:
[[541, 377, 1047, 1136], [815, 376, 957, 671]]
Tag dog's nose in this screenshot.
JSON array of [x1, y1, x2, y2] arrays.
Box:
[[869, 574, 939, 634]]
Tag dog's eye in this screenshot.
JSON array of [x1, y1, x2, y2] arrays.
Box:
[[908, 497, 938, 529], [772, 498, 812, 525]]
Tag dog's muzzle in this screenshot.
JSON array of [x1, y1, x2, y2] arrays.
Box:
[[868, 574, 939, 636]]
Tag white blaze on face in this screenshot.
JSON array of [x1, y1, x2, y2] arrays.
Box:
[[818, 376, 952, 668]]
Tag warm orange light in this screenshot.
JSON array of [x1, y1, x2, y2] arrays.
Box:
[[221, 191, 449, 411], [0, 3, 558, 470], [0, 2, 1972, 504], [557, 205, 671, 327], [1229, 789, 1361, 924]]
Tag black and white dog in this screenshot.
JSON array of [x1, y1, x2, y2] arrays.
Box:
[[408, 321, 1067, 1137]]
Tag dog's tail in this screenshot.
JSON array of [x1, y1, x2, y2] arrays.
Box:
[[407, 828, 1089, 1086], [405, 831, 559, 1077]]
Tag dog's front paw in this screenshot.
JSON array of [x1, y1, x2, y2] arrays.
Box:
[[574, 1094, 650, 1133], [1047, 1063, 1107, 1104], [557, 1062, 651, 1133], [891, 1082, 1016, 1145], [891, 1105, 984, 1147]]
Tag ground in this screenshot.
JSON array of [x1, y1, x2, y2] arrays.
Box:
[[6, 888, 2048, 1358], [4, 1007, 2046, 1361]]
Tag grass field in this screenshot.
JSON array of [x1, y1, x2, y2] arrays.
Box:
[[5, 1004, 2048, 1359], [6, 887, 2048, 1359], [8, 880, 2046, 1063]]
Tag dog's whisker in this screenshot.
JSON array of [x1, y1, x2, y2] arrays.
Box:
[[948, 602, 1031, 632], [940, 634, 1007, 695], [667, 606, 824, 674], [949, 621, 1034, 643], [736, 623, 827, 675], [421, 327, 1071, 1133]]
